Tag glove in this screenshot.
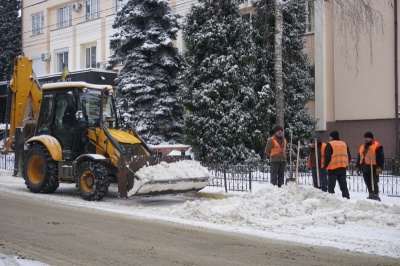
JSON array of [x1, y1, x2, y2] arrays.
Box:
[[376, 167, 382, 175], [356, 166, 361, 176]]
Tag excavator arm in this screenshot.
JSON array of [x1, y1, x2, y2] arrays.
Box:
[[2, 56, 42, 176], [3, 56, 42, 153]]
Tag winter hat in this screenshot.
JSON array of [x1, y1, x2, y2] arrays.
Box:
[[330, 130, 339, 140], [268, 129, 275, 137], [363, 132, 374, 139], [273, 126, 283, 134]]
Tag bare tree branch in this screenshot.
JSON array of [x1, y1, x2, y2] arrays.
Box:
[[326, 0, 388, 69]]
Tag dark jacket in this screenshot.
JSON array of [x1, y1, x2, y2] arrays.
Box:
[[306, 134, 325, 169]]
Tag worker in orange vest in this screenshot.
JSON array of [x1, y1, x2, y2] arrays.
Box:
[[356, 132, 384, 202], [265, 126, 287, 187], [324, 130, 351, 199], [306, 134, 327, 192]]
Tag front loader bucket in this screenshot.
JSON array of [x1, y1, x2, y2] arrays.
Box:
[[121, 157, 212, 197]]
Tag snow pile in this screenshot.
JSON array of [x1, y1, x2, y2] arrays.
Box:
[[173, 184, 400, 228], [136, 160, 211, 182], [169, 183, 400, 257], [128, 160, 212, 196]]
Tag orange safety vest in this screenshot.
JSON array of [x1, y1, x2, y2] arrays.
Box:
[[326, 140, 349, 170], [270, 137, 287, 157], [359, 141, 381, 165], [307, 143, 326, 168]]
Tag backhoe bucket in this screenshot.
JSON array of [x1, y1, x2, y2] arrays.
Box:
[[118, 157, 212, 198]]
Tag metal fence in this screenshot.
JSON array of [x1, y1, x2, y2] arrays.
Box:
[[202, 158, 400, 196], [1, 153, 398, 196], [0, 153, 14, 171]]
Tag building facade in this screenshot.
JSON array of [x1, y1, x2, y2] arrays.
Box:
[[312, 0, 399, 158], [22, 0, 128, 76]]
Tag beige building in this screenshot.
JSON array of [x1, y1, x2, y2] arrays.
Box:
[[21, 0, 128, 76], [310, 0, 399, 158], [21, 0, 400, 158]]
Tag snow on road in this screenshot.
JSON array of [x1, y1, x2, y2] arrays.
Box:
[[0, 169, 399, 265]]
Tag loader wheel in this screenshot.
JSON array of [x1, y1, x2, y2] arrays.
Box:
[[23, 144, 59, 193], [76, 161, 109, 201]]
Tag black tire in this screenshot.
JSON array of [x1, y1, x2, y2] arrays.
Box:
[[76, 161, 109, 201], [23, 144, 59, 193]]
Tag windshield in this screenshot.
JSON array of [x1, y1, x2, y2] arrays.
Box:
[[80, 89, 116, 128], [103, 92, 116, 120]]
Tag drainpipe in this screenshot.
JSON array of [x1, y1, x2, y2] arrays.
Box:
[[395, 0, 399, 159]]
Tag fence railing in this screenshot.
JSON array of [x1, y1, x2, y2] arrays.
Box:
[[202, 158, 400, 196], [0, 152, 15, 171], [1, 153, 398, 196]]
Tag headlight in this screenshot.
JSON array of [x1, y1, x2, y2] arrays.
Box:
[[76, 111, 84, 119]]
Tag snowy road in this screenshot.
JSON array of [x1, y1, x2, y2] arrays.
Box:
[[0, 171, 399, 265]]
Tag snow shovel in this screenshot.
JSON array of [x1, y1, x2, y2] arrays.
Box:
[[286, 131, 296, 183], [315, 138, 320, 188], [369, 150, 375, 194], [295, 140, 300, 184], [368, 149, 381, 201]]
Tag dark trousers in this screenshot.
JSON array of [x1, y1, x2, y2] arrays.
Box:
[[328, 171, 350, 199], [311, 168, 328, 192], [363, 171, 380, 194], [270, 161, 286, 187]]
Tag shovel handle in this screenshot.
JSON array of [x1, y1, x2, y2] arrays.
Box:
[[290, 131, 293, 178], [369, 149, 374, 193], [315, 138, 320, 188], [295, 140, 300, 184]]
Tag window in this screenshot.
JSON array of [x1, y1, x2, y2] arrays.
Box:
[[80, 90, 101, 127], [37, 94, 54, 134], [85, 46, 96, 68], [58, 6, 72, 29], [115, 0, 128, 12], [305, 0, 315, 33], [31, 12, 44, 35], [86, 0, 99, 21], [56, 51, 69, 72], [242, 12, 253, 23]]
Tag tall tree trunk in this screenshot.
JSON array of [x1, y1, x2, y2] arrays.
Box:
[[274, 0, 284, 127]]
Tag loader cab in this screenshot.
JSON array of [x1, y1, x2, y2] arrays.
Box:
[[37, 82, 117, 160], [36, 89, 80, 152]]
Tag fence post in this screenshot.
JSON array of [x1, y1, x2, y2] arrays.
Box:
[[248, 165, 252, 192], [223, 164, 228, 193]]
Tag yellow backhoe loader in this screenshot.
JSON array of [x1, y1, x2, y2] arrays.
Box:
[[1, 56, 211, 201]]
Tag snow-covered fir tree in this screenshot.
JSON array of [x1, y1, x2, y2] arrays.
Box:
[[107, 0, 185, 144], [252, 0, 315, 156], [0, 0, 21, 81], [180, 0, 261, 163]]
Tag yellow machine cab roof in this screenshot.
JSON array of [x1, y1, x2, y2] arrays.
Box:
[[41, 81, 113, 92]]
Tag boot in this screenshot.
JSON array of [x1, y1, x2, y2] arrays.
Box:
[[373, 194, 381, 202], [367, 193, 374, 199]]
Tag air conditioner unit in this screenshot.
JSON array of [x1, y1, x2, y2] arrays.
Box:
[[96, 61, 105, 69], [41, 52, 51, 61], [72, 3, 82, 12]]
